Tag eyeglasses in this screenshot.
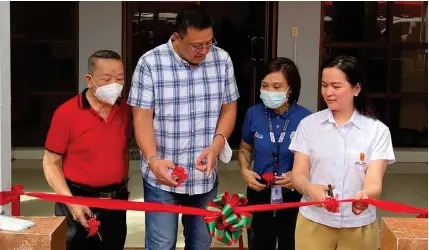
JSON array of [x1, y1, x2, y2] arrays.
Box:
[[178, 35, 217, 53]]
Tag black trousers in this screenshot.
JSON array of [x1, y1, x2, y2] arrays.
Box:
[[55, 180, 129, 250], [247, 185, 302, 250]]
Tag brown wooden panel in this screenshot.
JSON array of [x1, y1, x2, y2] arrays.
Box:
[[381, 217, 428, 250], [0, 216, 66, 250]]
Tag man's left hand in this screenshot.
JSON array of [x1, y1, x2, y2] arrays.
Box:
[[195, 146, 218, 176], [352, 190, 369, 215], [196, 135, 225, 176]]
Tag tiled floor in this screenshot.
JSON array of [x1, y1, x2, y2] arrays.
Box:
[[11, 160, 428, 248]]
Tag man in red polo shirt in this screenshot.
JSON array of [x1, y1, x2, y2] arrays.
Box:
[[43, 50, 131, 250]]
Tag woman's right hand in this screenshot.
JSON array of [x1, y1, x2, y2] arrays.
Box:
[[241, 169, 266, 191], [305, 183, 336, 207]]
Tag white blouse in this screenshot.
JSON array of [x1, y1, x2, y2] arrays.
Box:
[[289, 109, 395, 228]]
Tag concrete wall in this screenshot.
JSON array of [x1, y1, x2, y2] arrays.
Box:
[[277, 1, 321, 112], [78, 1, 122, 91], [0, 1, 12, 214]]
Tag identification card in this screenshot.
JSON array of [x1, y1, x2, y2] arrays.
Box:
[[270, 185, 283, 204]]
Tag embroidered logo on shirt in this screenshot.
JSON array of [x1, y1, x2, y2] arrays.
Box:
[[360, 153, 365, 161], [254, 132, 263, 139], [355, 152, 367, 169]]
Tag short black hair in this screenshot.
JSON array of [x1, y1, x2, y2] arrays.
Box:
[[175, 4, 213, 36], [88, 50, 121, 74], [265, 57, 301, 104], [322, 55, 378, 119]]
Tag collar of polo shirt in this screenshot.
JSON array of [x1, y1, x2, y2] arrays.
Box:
[[267, 103, 296, 119], [78, 88, 121, 109], [322, 109, 363, 129]]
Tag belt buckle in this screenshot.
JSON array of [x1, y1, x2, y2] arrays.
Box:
[[99, 191, 115, 199]]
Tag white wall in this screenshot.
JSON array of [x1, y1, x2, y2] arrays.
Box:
[[277, 1, 321, 112], [0, 1, 12, 215], [78, 1, 122, 91]]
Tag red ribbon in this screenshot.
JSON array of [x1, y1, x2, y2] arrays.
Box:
[[171, 166, 187, 187], [417, 211, 428, 218], [0, 185, 427, 246], [1, 185, 426, 216]]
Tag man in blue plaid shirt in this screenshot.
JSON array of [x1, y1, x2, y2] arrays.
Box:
[[127, 4, 239, 250]]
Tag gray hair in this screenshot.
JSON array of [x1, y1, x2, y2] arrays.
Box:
[[88, 50, 122, 75]]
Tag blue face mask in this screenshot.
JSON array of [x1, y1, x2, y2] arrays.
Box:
[[260, 87, 290, 109]]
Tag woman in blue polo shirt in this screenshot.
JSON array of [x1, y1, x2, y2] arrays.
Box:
[[238, 57, 311, 250]]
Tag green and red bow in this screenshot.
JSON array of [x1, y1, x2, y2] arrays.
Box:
[[204, 192, 252, 246]]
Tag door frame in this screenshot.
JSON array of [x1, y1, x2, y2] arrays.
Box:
[[121, 2, 132, 98], [121, 1, 278, 99]]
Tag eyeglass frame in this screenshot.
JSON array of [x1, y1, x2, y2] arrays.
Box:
[[177, 34, 217, 53]]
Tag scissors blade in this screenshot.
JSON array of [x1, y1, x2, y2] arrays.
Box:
[[327, 184, 334, 198]]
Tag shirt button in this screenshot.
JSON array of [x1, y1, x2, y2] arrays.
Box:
[[277, 116, 280, 119], [276, 125, 280, 128]]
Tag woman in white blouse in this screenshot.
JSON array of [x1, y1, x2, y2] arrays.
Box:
[[289, 55, 395, 250]]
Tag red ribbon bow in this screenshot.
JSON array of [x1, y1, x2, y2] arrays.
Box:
[[87, 217, 101, 237], [0, 185, 24, 204], [324, 194, 341, 213], [0, 185, 24, 215], [171, 166, 187, 187], [204, 192, 252, 247], [262, 173, 276, 186]]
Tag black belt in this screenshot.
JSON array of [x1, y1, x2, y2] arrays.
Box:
[[66, 178, 128, 199]]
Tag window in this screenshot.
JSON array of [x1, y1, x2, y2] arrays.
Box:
[[321, 1, 428, 147]]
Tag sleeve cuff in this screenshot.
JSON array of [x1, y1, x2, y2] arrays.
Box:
[[288, 146, 309, 156], [126, 100, 154, 109], [222, 93, 240, 104], [45, 147, 64, 156], [242, 136, 253, 145], [371, 154, 396, 165]]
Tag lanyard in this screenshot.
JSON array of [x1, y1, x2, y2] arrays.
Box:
[[265, 107, 289, 176]]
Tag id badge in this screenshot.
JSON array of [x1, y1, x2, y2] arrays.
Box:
[[270, 185, 283, 204]]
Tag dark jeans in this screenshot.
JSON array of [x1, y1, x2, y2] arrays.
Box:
[[55, 180, 129, 250], [247, 185, 302, 250], [143, 177, 218, 250]]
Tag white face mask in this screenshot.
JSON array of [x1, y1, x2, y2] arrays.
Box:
[[260, 86, 290, 109], [219, 137, 232, 164], [91, 77, 123, 105]]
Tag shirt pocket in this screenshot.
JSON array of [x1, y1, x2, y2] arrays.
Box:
[[349, 147, 372, 174]]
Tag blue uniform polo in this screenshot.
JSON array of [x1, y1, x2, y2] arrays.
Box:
[[242, 103, 312, 175]]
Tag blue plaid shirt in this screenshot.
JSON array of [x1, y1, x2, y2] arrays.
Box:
[[127, 39, 239, 195]]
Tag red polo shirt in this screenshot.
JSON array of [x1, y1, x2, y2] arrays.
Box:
[[45, 89, 131, 187]]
